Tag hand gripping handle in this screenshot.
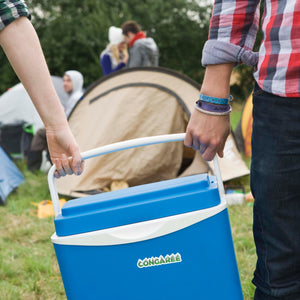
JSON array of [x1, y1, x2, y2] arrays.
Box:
[[48, 133, 225, 217]]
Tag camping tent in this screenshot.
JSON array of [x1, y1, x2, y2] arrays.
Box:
[[56, 67, 250, 197], [0, 145, 24, 205], [0, 76, 68, 157]]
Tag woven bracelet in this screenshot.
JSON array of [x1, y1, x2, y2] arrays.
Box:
[[195, 101, 231, 116], [199, 93, 233, 105]]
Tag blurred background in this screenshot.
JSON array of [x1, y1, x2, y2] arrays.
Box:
[[0, 0, 262, 102]]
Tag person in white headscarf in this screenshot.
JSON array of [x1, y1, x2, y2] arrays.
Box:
[[63, 70, 84, 117], [100, 26, 128, 75], [28, 70, 84, 171]]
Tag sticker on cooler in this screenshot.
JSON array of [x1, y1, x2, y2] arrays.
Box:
[[137, 253, 182, 268]]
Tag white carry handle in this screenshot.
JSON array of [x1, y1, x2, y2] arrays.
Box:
[[48, 133, 225, 217]]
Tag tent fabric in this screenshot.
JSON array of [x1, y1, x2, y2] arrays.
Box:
[[0, 76, 68, 134], [234, 92, 253, 157], [0, 76, 68, 157], [56, 67, 249, 197], [0, 146, 24, 205]]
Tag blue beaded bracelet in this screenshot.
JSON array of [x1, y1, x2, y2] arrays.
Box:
[[199, 93, 233, 105]]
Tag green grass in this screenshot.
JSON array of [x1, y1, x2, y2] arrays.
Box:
[[0, 163, 66, 300], [1, 152, 256, 299]]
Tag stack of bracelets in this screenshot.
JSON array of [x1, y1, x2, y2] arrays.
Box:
[[195, 93, 233, 116]]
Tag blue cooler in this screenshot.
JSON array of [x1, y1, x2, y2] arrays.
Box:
[[48, 134, 243, 300]]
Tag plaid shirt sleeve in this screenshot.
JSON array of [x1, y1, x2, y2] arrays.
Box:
[[202, 0, 261, 67], [0, 0, 31, 31]]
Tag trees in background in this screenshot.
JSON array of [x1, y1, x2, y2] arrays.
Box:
[[0, 0, 211, 94], [0, 0, 261, 101]]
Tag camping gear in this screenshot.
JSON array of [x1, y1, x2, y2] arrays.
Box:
[[31, 199, 66, 219], [234, 92, 253, 157], [0, 145, 24, 205], [56, 67, 249, 198], [49, 134, 243, 300], [0, 76, 68, 158]]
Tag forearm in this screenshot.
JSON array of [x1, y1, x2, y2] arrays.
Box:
[[0, 17, 67, 129], [200, 63, 234, 98]]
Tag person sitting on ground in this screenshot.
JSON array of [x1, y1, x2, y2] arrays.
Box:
[[28, 70, 84, 171], [100, 26, 128, 76], [121, 20, 159, 68]]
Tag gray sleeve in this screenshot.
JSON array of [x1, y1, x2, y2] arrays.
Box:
[[201, 40, 259, 67], [128, 45, 144, 68]]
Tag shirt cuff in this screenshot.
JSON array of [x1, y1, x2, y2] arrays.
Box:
[[0, 0, 31, 31], [201, 40, 258, 68]]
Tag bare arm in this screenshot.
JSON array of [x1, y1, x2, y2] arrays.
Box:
[[0, 17, 83, 177], [184, 63, 234, 161]]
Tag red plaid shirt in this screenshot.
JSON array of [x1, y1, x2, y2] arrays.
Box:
[[202, 0, 300, 97]]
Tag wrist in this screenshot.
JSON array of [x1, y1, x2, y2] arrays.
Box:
[[44, 109, 68, 130], [195, 101, 232, 116]]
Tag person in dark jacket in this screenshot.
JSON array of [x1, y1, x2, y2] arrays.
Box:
[[121, 21, 159, 68]]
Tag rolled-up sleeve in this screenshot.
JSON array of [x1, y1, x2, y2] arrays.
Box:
[[0, 0, 31, 31], [202, 0, 260, 67]]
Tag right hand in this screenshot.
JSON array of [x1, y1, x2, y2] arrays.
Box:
[[46, 124, 84, 178], [184, 108, 231, 161]]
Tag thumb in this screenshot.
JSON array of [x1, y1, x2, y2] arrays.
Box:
[[217, 140, 226, 158], [70, 144, 83, 175]]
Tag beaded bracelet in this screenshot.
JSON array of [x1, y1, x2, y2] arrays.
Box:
[[199, 93, 233, 105], [195, 100, 232, 116]]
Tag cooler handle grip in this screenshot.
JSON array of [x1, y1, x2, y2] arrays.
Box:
[[48, 133, 225, 217]]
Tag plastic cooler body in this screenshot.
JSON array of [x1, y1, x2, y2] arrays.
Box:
[[52, 174, 243, 300]]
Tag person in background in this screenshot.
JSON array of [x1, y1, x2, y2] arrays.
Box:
[[0, 1, 83, 178], [100, 26, 128, 76], [28, 70, 84, 171], [62, 70, 84, 117], [184, 1, 300, 299], [121, 20, 159, 68]]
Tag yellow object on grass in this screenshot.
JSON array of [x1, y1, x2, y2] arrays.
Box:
[[31, 199, 66, 219]]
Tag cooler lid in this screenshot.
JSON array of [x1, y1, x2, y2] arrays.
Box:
[[54, 174, 220, 236]]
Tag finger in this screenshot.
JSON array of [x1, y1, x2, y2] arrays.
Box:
[[201, 144, 218, 161], [184, 130, 193, 147], [70, 147, 83, 175], [192, 135, 200, 151], [217, 140, 226, 158], [61, 155, 73, 175], [54, 158, 66, 177], [199, 143, 207, 154], [54, 170, 61, 179], [76, 160, 85, 176]]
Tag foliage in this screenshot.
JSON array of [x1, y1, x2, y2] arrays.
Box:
[[0, 0, 212, 93]]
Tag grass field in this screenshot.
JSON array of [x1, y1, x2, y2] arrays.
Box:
[[0, 108, 256, 299]]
